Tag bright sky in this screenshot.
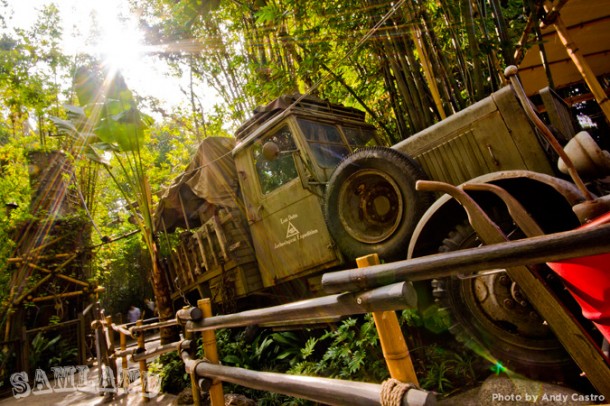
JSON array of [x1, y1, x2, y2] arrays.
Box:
[[4, 0, 205, 111]]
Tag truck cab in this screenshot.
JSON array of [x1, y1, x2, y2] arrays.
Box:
[[231, 94, 382, 288]]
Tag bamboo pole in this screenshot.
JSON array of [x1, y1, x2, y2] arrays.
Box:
[[185, 356, 435, 406], [130, 318, 179, 335], [544, 8, 610, 122], [136, 320, 149, 402], [357, 254, 419, 385], [14, 273, 53, 304], [131, 341, 182, 362], [29, 286, 104, 303], [198, 299, 224, 406], [407, 8, 446, 120]]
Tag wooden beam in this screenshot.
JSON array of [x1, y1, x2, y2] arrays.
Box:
[[543, 5, 610, 122]]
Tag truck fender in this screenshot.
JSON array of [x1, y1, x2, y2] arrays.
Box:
[[407, 170, 589, 258]]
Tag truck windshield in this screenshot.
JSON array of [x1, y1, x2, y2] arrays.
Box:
[[254, 125, 299, 194], [298, 118, 377, 168]]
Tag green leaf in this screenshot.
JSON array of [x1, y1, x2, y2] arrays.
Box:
[[74, 66, 101, 106], [222, 354, 242, 365]]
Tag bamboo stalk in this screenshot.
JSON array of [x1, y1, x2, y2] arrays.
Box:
[[27, 286, 103, 303], [131, 341, 182, 362], [409, 15, 446, 119], [14, 273, 53, 304], [130, 318, 178, 335], [185, 357, 435, 406]]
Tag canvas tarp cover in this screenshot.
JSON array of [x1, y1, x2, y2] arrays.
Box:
[[154, 136, 239, 233]]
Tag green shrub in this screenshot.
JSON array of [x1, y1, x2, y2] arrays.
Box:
[[148, 352, 190, 395]]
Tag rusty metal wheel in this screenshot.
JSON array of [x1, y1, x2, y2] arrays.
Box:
[[433, 221, 573, 378]]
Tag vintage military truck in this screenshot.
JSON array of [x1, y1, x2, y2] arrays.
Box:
[[154, 68, 609, 377]]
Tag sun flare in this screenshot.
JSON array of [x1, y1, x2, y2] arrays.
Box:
[[96, 25, 145, 74]]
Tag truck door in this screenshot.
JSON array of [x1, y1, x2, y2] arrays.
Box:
[[238, 123, 341, 287]]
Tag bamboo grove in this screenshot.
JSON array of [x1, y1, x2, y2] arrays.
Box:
[[132, 0, 536, 143]]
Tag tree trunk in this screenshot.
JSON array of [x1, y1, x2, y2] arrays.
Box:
[[151, 242, 180, 344]]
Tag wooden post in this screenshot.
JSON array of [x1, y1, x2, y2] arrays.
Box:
[[78, 312, 87, 365], [357, 254, 419, 385], [105, 316, 115, 353], [198, 299, 224, 405], [136, 320, 149, 402], [20, 326, 29, 375], [120, 331, 129, 389], [185, 329, 201, 405], [105, 316, 119, 390]]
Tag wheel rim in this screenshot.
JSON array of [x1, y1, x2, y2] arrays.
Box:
[[337, 169, 403, 244], [460, 273, 560, 350], [453, 233, 561, 354]]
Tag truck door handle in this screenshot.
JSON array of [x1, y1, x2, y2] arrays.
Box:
[[487, 144, 500, 166]]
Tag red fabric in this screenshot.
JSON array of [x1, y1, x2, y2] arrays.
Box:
[[547, 211, 610, 342]]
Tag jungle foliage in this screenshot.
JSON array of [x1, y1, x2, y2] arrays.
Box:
[[149, 311, 487, 402]]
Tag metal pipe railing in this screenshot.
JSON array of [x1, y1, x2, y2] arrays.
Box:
[[180, 348, 434, 406], [322, 223, 610, 293], [131, 340, 182, 362], [91, 216, 610, 405], [185, 281, 416, 333], [129, 318, 178, 335]]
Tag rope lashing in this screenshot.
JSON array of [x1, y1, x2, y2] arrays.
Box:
[[381, 378, 416, 406]]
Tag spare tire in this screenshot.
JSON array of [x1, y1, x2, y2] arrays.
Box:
[[324, 147, 431, 261]]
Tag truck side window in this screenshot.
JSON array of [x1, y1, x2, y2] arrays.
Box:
[[298, 119, 350, 168], [343, 126, 377, 148], [254, 126, 299, 194]]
